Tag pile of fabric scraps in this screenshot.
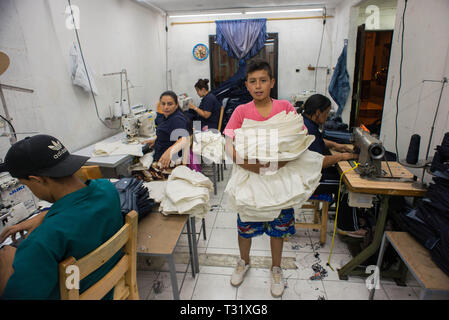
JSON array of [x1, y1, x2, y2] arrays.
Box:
[[158, 166, 213, 219], [93, 140, 143, 157], [193, 130, 225, 164], [129, 152, 154, 172], [225, 111, 324, 222], [310, 263, 328, 280], [113, 177, 155, 220], [134, 161, 184, 182]]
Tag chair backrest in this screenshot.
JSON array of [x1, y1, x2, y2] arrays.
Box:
[[75, 165, 103, 181], [217, 105, 225, 132], [59, 210, 139, 300]]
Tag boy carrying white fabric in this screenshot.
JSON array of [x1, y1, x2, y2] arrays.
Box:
[[223, 59, 323, 298]]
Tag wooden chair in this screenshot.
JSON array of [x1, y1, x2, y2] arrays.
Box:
[[217, 105, 224, 132], [75, 165, 103, 181], [294, 199, 329, 245], [59, 211, 139, 300]]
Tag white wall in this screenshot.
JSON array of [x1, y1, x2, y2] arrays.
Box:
[[0, 0, 166, 160], [167, 10, 335, 107], [380, 0, 449, 179], [330, 0, 362, 123]]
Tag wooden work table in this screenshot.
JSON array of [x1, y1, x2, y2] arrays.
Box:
[[336, 159, 427, 197], [136, 211, 198, 300], [329, 147, 428, 280]]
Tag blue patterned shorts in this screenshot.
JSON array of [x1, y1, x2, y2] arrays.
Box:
[[237, 208, 296, 239]]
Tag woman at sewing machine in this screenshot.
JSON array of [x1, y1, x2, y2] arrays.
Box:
[[188, 79, 221, 131], [301, 94, 358, 174], [142, 91, 190, 173], [301, 94, 366, 238]]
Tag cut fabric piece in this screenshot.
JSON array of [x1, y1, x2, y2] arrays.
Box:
[[143, 180, 166, 203], [93, 140, 143, 157], [215, 19, 268, 61], [193, 131, 225, 164], [70, 42, 98, 95], [158, 166, 213, 219], [328, 44, 350, 117]]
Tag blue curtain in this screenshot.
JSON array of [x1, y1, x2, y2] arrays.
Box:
[[328, 44, 350, 117], [215, 19, 268, 62]]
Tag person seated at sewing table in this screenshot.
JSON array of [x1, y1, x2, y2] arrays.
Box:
[[301, 94, 357, 177], [301, 94, 366, 238], [0, 134, 123, 299], [142, 91, 190, 170], [188, 79, 221, 131]]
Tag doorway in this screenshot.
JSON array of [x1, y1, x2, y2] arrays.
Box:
[[350, 26, 393, 135], [208, 33, 279, 98]]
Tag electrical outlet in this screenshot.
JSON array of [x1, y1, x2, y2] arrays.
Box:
[[0, 120, 5, 129]]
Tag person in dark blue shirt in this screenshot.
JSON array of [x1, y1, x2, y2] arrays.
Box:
[[143, 91, 189, 169], [302, 94, 357, 176], [188, 79, 222, 131], [302, 94, 365, 238]]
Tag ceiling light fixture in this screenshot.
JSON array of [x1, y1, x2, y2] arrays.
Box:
[[245, 8, 323, 14], [169, 12, 243, 18]]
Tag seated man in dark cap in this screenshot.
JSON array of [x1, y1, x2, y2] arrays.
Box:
[[0, 134, 123, 299]]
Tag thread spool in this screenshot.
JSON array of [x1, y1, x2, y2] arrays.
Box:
[[406, 134, 420, 164], [113, 100, 122, 118]]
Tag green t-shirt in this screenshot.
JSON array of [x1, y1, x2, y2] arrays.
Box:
[[2, 179, 124, 300]]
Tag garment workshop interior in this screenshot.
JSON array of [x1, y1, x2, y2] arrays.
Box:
[[0, 0, 449, 302]]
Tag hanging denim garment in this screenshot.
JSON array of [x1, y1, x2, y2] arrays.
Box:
[[328, 44, 350, 117]]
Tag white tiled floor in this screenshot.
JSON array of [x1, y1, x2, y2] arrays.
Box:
[[137, 165, 421, 300]]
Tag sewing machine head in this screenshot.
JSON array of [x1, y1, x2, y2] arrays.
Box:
[[122, 105, 156, 140], [352, 127, 385, 177]]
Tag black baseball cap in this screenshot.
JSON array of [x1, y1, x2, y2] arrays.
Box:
[[0, 134, 89, 179]]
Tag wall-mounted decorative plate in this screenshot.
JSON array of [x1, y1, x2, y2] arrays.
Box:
[[193, 43, 209, 61]]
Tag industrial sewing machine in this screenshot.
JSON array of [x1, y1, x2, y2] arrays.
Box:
[[352, 127, 386, 178], [121, 104, 156, 140], [0, 172, 38, 235]]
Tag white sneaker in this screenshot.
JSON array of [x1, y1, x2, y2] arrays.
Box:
[[271, 266, 285, 298], [230, 259, 250, 287]]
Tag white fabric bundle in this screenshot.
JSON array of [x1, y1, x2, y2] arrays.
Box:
[[193, 131, 225, 164], [234, 111, 315, 162], [158, 166, 213, 219], [143, 180, 166, 203], [93, 140, 143, 157], [225, 111, 324, 222]]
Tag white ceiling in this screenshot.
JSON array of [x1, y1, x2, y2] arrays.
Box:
[[140, 0, 346, 14]]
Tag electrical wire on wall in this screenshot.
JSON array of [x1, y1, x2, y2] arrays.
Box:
[[313, 7, 326, 93], [67, 0, 120, 130], [0, 114, 17, 141], [394, 0, 408, 159]]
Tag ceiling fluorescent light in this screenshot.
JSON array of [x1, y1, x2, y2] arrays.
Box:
[[169, 12, 242, 18], [246, 8, 323, 14]]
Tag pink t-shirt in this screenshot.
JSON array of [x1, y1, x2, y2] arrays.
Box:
[[224, 99, 297, 139]]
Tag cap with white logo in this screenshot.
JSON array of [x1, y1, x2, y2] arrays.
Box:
[[0, 134, 89, 178]]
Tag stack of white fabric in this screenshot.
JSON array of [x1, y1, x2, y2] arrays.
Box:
[[158, 166, 213, 219], [193, 131, 225, 164], [93, 140, 143, 157], [225, 111, 324, 222]]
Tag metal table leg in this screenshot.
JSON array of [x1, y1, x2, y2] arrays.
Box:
[[338, 195, 390, 279], [168, 254, 180, 300], [186, 217, 196, 277], [369, 232, 389, 300], [190, 216, 200, 273], [202, 218, 207, 241]]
